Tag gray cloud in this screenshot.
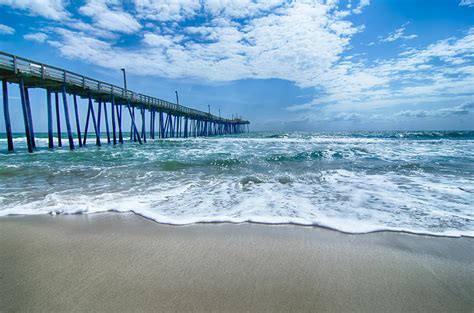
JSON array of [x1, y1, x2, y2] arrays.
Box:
[[395, 102, 474, 118]]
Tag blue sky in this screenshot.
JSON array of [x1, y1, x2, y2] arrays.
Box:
[[0, 0, 473, 132]]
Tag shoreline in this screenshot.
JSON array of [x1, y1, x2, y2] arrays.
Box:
[[1, 212, 473, 312], [2, 210, 473, 239]]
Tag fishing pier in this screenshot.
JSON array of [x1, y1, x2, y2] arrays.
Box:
[[0, 51, 249, 153]]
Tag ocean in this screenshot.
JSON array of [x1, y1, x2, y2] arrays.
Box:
[[0, 131, 473, 237]]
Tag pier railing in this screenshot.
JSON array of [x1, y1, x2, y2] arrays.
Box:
[[0, 51, 247, 124]]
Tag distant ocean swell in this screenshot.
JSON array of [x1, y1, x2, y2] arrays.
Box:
[[1, 131, 473, 237]]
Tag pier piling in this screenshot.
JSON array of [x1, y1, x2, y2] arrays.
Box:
[[111, 96, 117, 145], [2, 80, 13, 151], [103, 100, 111, 144], [73, 95, 82, 147], [46, 89, 54, 148], [19, 79, 33, 153], [61, 86, 75, 150], [55, 92, 62, 147], [24, 88, 36, 148]]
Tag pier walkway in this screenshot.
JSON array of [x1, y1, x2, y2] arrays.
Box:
[[0, 51, 249, 153]]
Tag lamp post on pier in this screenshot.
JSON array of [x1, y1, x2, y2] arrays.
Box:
[[175, 90, 179, 105], [121, 68, 127, 93]]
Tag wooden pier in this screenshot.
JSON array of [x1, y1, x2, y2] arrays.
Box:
[[0, 51, 249, 153]]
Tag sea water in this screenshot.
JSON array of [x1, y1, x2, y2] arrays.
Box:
[[0, 131, 473, 237]]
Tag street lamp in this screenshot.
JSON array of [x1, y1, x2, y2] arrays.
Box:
[[121, 68, 127, 92], [175, 90, 179, 105], [208, 104, 210, 115]]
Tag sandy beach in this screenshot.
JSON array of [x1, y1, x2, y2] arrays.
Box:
[[0, 213, 473, 312]]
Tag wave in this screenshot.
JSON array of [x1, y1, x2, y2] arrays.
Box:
[[2, 208, 473, 238], [384, 131, 474, 140], [1, 168, 473, 238], [1, 131, 473, 238]]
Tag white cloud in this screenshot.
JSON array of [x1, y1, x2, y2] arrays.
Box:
[[203, 0, 284, 18], [50, 0, 361, 87], [0, 23, 15, 34], [79, 0, 141, 34], [459, 0, 474, 7], [134, 0, 201, 22], [379, 23, 418, 43], [37, 1, 472, 122], [142, 32, 177, 47], [285, 26, 474, 126], [352, 0, 370, 14], [331, 112, 363, 121], [24, 32, 48, 42], [0, 0, 67, 20], [65, 20, 118, 39]]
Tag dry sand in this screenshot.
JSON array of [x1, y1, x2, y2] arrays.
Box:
[[0, 213, 473, 312]]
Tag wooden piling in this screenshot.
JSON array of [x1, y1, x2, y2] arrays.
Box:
[[150, 110, 154, 139], [115, 103, 123, 144], [61, 86, 75, 150], [83, 95, 101, 146], [24, 88, 36, 148], [141, 108, 146, 143], [83, 98, 91, 145], [55, 92, 62, 147], [46, 89, 54, 148], [126, 103, 142, 144], [2, 80, 13, 151], [96, 100, 102, 146], [18, 79, 33, 153], [168, 114, 173, 138], [103, 100, 111, 144], [73, 95, 82, 147], [159, 112, 165, 138], [111, 96, 117, 145], [183, 118, 187, 138]]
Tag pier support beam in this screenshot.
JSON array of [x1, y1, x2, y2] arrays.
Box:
[[159, 112, 165, 138], [18, 79, 33, 153], [2, 80, 13, 151], [184, 118, 188, 138], [150, 110, 154, 139], [73, 95, 82, 147], [130, 107, 137, 142], [126, 103, 142, 144], [176, 116, 180, 138], [115, 103, 123, 144], [103, 100, 111, 144], [46, 90, 54, 148], [168, 114, 173, 138], [96, 100, 102, 146], [55, 92, 62, 147], [61, 86, 75, 150], [24, 88, 36, 148], [141, 107, 146, 143], [83, 95, 100, 147], [111, 96, 117, 145]]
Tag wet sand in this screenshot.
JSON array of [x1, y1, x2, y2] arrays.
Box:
[[0, 213, 473, 312]]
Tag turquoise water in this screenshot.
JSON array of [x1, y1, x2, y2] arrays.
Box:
[[1, 131, 473, 237]]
